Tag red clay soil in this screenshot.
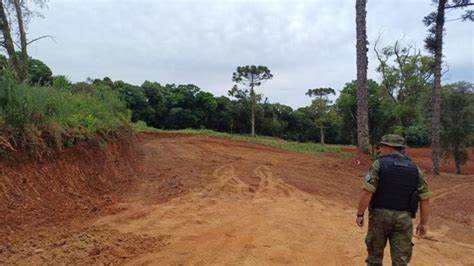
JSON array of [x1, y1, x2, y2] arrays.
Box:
[[340, 145, 474, 174], [406, 147, 474, 174], [1, 132, 473, 264], [0, 138, 141, 234]]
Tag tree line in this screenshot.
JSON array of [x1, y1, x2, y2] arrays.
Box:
[[1, 46, 472, 172], [75, 57, 471, 173]]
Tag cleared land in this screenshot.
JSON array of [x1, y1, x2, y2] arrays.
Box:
[[1, 133, 473, 265]]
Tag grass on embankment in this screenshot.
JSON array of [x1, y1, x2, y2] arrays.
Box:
[[0, 74, 132, 158], [133, 121, 352, 158]]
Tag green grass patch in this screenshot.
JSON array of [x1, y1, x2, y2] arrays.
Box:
[[134, 125, 352, 158], [0, 73, 132, 158], [133, 120, 161, 132]]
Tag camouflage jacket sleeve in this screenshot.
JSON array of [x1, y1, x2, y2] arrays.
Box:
[[417, 167, 431, 200], [362, 160, 380, 193]]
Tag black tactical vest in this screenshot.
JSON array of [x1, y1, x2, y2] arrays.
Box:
[[370, 154, 419, 212]]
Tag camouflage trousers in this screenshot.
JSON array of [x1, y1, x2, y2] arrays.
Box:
[[365, 209, 413, 266]]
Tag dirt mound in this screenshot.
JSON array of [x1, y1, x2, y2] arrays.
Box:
[[0, 225, 169, 265], [0, 137, 140, 235]]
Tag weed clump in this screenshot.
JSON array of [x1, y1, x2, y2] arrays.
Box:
[[0, 72, 132, 158]]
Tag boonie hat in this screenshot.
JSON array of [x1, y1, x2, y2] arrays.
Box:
[[378, 134, 406, 148]]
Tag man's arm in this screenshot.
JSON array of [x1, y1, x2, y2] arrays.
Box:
[[356, 160, 379, 227], [356, 190, 373, 227], [416, 199, 430, 238], [416, 167, 431, 238]]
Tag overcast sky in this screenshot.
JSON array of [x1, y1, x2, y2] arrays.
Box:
[[27, 0, 473, 108]]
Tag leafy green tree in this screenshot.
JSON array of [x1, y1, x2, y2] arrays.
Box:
[[112, 80, 151, 123], [0, 54, 54, 86], [165, 84, 203, 129], [285, 107, 314, 141], [208, 96, 234, 132], [230, 100, 252, 134], [70, 81, 95, 94], [28, 58, 52, 86], [259, 102, 292, 137], [231, 65, 273, 136], [424, 0, 474, 175], [52, 75, 71, 89], [140, 81, 167, 128], [374, 41, 433, 141], [440, 82, 474, 174], [228, 84, 261, 133], [194, 90, 217, 128], [336, 80, 396, 150], [306, 88, 336, 144]]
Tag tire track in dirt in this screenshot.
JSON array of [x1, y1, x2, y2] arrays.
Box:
[[209, 164, 251, 198], [430, 183, 473, 203], [422, 224, 474, 251], [208, 163, 300, 201], [253, 165, 294, 198]]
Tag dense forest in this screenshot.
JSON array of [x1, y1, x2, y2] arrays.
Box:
[[3, 45, 471, 150], [70, 42, 473, 148]]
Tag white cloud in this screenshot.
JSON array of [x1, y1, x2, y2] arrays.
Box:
[[26, 0, 474, 108]]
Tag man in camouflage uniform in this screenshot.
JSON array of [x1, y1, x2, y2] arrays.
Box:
[[356, 134, 431, 265]]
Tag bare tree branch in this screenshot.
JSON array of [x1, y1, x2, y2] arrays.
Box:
[[374, 37, 397, 102], [26, 34, 54, 45], [445, 3, 474, 9], [441, 63, 450, 80], [13, 39, 20, 49], [393, 41, 406, 100], [445, 16, 465, 22], [393, 41, 418, 103]]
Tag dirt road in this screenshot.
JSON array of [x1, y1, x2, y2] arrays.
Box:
[[2, 133, 474, 265]]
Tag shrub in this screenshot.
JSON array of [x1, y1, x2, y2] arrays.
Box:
[[0, 72, 132, 158]]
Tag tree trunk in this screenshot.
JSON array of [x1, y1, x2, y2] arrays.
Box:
[[403, 126, 409, 145], [13, 0, 28, 82], [0, 0, 20, 80], [455, 163, 462, 175], [454, 155, 462, 175], [431, 0, 446, 176], [250, 86, 256, 137], [320, 126, 325, 145], [355, 0, 370, 153]]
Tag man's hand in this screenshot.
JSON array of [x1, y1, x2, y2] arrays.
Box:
[[416, 223, 428, 238], [356, 190, 373, 228], [356, 216, 364, 227], [417, 199, 430, 239]]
